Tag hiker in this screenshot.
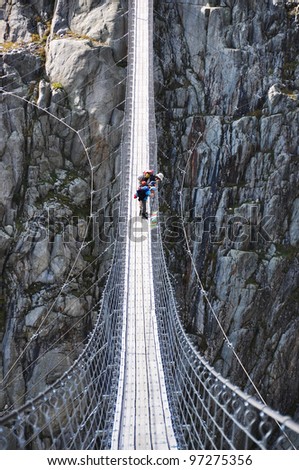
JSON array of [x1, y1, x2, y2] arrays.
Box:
[[138, 170, 164, 185], [149, 185, 157, 211], [155, 172, 164, 183], [137, 170, 154, 185], [149, 182, 157, 196], [134, 181, 150, 219], [149, 184, 157, 199]]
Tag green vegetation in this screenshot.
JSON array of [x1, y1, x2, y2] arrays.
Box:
[[25, 282, 45, 297], [281, 87, 297, 100], [0, 41, 24, 51], [158, 202, 171, 214], [203, 250, 218, 290], [0, 19, 51, 61], [249, 109, 263, 119], [66, 32, 93, 41], [0, 292, 5, 329], [245, 276, 259, 287], [31, 33, 41, 43], [82, 253, 96, 264], [289, 286, 299, 303], [54, 31, 106, 47], [287, 6, 299, 18], [0, 308, 5, 330], [0, 275, 6, 330], [276, 244, 298, 260], [42, 21, 52, 42], [282, 60, 299, 80], [51, 82, 64, 91], [35, 168, 91, 221]]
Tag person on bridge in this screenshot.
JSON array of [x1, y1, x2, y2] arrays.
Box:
[[155, 172, 164, 183], [138, 170, 164, 185], [138, 170, 154, 184], [149, 182, 157, 196], [149, 185, 157, 212], [134, 181, 150, 219]]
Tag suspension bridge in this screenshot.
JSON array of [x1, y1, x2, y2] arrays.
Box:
[[0, 0, 299, 450]]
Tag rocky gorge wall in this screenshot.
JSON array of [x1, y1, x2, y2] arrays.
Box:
[[0, 0, 127, 410], [154, 0, 299, 419]]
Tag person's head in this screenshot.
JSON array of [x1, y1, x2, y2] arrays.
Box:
[[141, 181, 147, 186], [155, 172, 164, 182]]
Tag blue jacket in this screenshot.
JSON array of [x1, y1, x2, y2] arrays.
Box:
[[135, 186, 150, 201]]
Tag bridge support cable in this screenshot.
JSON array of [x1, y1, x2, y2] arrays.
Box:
[[110, 0, 177, 450]]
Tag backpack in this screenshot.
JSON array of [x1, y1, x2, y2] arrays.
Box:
[[136, 187, 148, 200]]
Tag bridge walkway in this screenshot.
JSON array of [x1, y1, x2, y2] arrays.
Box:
[[111, 0, 177, 450]]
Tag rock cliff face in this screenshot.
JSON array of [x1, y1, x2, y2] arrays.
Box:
[[0, 0, 127, 409], [154, 0, 299, 418]]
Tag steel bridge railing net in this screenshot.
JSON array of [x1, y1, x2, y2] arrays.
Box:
[[151, 226, 299, 450], [0, 239, 126, 450]]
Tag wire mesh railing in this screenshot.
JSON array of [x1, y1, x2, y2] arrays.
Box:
[[0, 238, 125, 449], [151, 224, 299, 449]]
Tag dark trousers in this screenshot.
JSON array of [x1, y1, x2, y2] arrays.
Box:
[[141, 199, 147, 215]]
